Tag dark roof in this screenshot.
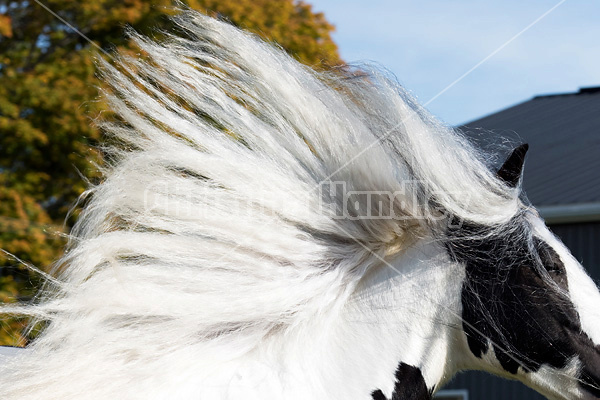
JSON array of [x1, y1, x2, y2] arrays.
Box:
[[459, 86, 600, 208]]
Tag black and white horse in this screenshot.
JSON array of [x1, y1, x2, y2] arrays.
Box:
[[1, 11, 599, 400]]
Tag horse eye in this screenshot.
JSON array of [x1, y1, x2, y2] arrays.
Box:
[[544, 259, 563, 274], [534, 239, 564, 275]]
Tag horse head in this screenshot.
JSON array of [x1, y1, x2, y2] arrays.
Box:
[[447, 145, 600, 399], [353, 144, 600, 400]]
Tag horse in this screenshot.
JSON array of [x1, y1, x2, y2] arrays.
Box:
[[1, 10, 599, 400]]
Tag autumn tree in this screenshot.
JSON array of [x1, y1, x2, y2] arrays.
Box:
[[0, 0, 341, 345]]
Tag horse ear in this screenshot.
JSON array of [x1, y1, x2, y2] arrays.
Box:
[[497, 143, 529, 187]]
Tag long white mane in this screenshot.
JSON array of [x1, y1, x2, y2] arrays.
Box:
[[0, 10, 522, 398]]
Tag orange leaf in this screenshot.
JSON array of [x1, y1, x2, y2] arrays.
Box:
[[0, 15, 12, 38]]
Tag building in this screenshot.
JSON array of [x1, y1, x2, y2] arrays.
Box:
[[438, 86, 600, 399]]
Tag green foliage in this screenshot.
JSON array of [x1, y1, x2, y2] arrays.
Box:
[[0, 275, 29, 346], [0, 0, 341, 345], [0, 187, 64, 346], [193, 0, 340, 69]]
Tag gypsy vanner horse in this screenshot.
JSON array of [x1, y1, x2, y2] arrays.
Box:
[[0, 10, 599, 400]]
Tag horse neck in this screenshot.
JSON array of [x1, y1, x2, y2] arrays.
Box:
[[225, 237, 467, 399], [159, 238, 465, 400], [325, 238, 466, 398]]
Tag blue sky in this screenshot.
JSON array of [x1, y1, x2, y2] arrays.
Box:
[[308, 0, 600, 125]]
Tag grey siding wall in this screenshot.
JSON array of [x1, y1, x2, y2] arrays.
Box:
[[551, 221, 600, 282], [439, 221, 600, 399], [441, 371, 545, 400]]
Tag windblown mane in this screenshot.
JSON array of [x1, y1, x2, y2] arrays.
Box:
[[0, 10, 524, 397]]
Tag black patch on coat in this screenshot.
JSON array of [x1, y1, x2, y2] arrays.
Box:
[[371, 362, 432, 400], [445, 218, 600, 396], [371, 389, 387, 400]]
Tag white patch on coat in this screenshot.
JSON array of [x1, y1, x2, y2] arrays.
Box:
[[329, 239, 466, 397], [529, 214, 600, 346], [528, 357, 586, 400]]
